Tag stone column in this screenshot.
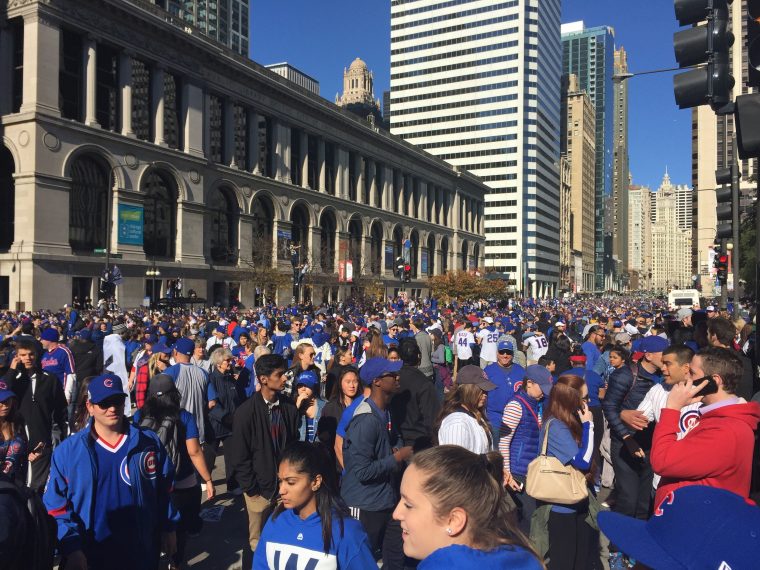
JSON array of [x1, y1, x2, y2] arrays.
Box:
[[407, 176, 415, 217], [83, 37, 99, 126], [270, 117, 282, 180], [119, 53, 134, 137], [151, 65, 166, 146], [183, 82, 204, 157], [336, 147, 349, 199], [300, 131, 309, 188], [20, 11, 60, 116], [317, 138, 326, 192], [224, 99, 236, 167], [384, 166, 393, 211], [355, 154, 365, 204], [453, 189, 461, 231], [368, 159, 377, 208], [419, 181, 427, 222], [247, 109, 260, 174], [280, 123, 291, 183], [309, 226, 322, 273], [397, 172, 406, 216]]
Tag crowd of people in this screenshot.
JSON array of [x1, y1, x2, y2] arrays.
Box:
[[0, 294, 759, 569]]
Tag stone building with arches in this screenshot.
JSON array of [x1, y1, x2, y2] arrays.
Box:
[[0, 0, 486, 309]]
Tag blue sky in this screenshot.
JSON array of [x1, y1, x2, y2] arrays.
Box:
[[251, 0, 689, 191]]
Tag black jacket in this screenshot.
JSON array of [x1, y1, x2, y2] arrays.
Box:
[[228, 392, 298, 499], [207, 368, 246, 440], [602, 363, 660, 446], [68, 339, 103, 380], [4, 367, 68, 447], [389, 365, 441, 449]]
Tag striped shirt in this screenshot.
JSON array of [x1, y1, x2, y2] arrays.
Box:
[[499, 400, 542, 472]]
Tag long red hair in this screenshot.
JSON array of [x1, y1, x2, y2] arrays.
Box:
[[544, 374, 585, 443]]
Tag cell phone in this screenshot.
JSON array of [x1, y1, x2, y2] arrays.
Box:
[[692, 376, 719, 398], [516, 480, 524, 492]]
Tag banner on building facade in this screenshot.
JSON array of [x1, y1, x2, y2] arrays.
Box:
[[117, 205, 143, 245], [338, 261, 345, 282], [385, 245, 394, 270], [421, 249, 428, 275], [346, 260, 353, 283], [277, 229, 292, 260]]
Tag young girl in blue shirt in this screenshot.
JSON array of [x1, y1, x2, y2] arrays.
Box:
[[254, 442, 375, 569]]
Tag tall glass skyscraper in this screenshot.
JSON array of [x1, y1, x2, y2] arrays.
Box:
[[155, 0, 250, 57], [389, 0, 562, 298], [561, 22, 615, 291]]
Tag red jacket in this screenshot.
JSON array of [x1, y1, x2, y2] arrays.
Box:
[[651, 399, 760, 508]]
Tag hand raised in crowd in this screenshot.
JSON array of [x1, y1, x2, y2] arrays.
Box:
[[666, 377, 709, 411], [503, 470, 522, 492], [9, 355, 20, 370], [620, 409, 649, 431]]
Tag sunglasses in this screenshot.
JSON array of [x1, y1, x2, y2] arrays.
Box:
[[498, 349, 513, 355], [377, 373, 399, 381], [306, 352, 316, 358], [95, 397, 125, 410]]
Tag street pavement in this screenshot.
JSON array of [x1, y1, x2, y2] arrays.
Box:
[[185, 450, 249, 570]]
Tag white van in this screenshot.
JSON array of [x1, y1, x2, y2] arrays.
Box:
[[667, 289, 701, 312]]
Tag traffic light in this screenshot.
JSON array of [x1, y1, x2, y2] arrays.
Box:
[[404, 264, 411, 282], [735, 93, 760, 159], [748, 0, 760, 87], [673, 0, 735, 110], [714, 164, 735, 239], [396, 256, 405, 279], [716, 253, 729, 282]]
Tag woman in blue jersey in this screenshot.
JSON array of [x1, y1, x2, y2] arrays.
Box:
[[393, 445, 541, 569], [539, 374, 595, 570], [254, 441, 375, 569]]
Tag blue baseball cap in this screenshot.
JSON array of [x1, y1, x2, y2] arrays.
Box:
[[525, 364, 553, 396], [40, 328, 59, 342], [295, 369, 319, 391], [215, 325, 227, 334], [640, 335, 669, 353], [359, 357, 403, 386], [0, 388, 16, 403], [599, 486, 760, 570], [173, 337, 195, 356], [151, 343, 172, 355], [75, 328, 92, 341], [497, 340, 514, 352], [144, 334, 159, 344], [87, 373, 126, 404]]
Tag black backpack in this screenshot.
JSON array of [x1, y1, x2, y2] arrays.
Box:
[[138, 415, 187, 476], [0, 481, 54, 570]]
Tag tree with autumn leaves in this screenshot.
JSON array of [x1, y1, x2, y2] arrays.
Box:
[[427, 270, 509, 303]]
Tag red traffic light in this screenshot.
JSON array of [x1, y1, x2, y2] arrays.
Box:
[[404, 265, 411, 272], [718, 254, 729, 264]]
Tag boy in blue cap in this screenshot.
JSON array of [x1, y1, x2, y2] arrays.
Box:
[[43, 373, 178, 570]]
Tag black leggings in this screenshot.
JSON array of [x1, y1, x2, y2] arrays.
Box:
[[547, 508, 592, 570], [173, 485, 203, 565]]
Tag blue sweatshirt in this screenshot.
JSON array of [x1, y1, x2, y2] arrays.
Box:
[[253, 508, 376, 570], [419, 544, 542, 570]]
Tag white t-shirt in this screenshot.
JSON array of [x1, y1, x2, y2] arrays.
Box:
[[524, 334, 549, 361], [454, 329, 475, 359], [477, 327, 500, 362]]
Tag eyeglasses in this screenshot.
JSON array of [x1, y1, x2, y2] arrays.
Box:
[[377, 373, 399, 381], [94, 397, 125, 410]]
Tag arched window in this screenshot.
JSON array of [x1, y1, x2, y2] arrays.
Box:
[[0, 147, 15, 251], [69, 154, 109, 251], [348, 218, 362, 273], [209, 186, 238, 264], [142, 170, 177, 258]]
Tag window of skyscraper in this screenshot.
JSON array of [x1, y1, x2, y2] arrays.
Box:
[[60, 29, 83, 122], [131, 58, 152, 142], [95, 43, 119, 131]]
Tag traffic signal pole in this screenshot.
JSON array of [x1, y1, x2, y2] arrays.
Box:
[[731, 139, 740, 309]]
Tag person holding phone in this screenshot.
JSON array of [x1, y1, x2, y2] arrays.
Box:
[[650, 347, 760, 509]]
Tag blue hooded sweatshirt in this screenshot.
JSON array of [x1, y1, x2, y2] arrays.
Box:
[[419, 544, 542, 569], [253, 508, 375, 570]]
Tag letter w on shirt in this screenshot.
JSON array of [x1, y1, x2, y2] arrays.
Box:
[[267, 542, 338, 570]]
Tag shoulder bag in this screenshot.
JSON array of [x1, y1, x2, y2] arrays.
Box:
[[525, 419, 589, 505]]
